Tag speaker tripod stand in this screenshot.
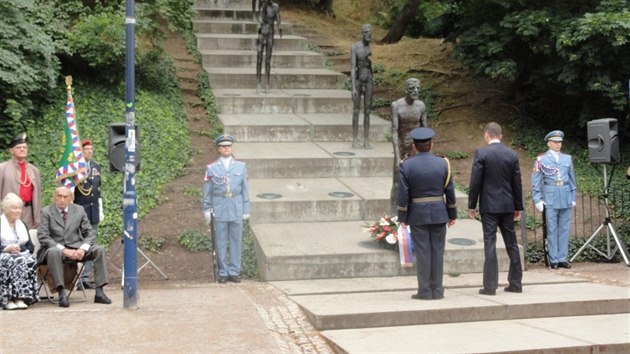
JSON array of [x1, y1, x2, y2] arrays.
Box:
[[570, 165, 630, 266], [108, 237, 169, 282]]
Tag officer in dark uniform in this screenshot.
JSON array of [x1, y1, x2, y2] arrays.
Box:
[[73, 139, 103, 289], [398, 128, 457, 300]]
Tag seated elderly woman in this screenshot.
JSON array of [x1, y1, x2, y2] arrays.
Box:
[[1, 193, 39, 310]]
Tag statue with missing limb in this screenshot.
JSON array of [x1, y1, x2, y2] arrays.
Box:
[[389, 78, 428, 213], [351, 24, 373, 149], [256, 0, 282, 93]]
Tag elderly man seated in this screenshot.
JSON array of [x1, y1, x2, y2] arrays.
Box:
[[37, 186, 111, 307]]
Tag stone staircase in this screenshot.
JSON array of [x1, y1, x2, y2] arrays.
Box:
[[192, 2, 630, 352], [193, 0, 509, 282]]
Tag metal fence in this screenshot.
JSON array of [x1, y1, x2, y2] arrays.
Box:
[[518, 186, 630, 252]]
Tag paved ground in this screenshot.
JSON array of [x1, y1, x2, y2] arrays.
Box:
[[1, 261, 627, 353]]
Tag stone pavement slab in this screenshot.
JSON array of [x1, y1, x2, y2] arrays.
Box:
[[321, 313, 630, 354], [0, 281, 332, 354]]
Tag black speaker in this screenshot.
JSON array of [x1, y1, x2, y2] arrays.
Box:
[[587, 118, 619, 164], [108, 123, 141, 172]]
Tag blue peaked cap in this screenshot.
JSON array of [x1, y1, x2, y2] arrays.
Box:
[[409, 127, 435, 143]]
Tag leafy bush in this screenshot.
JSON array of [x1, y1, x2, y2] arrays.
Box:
[[178, 229, 212, 252], [241, 221, 260, 279], [139, 236, 166, 253]]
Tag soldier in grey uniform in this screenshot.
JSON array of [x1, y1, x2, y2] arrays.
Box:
[[398, 128, 457, 300], [203, 135, 250, 283], [531, 130, 577, 269]]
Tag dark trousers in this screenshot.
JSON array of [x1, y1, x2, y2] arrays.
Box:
[[42, 244, 109, 289], [410, 224, 446, 299], [481, 213, 522, 290]]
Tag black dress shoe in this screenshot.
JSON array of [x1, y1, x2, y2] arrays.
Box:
[[94, 294, 112, 304], [478, 288, 496, 296], [77, 281, 96, 290], [411, 294, 432, 300], [228, 275, 241, 283], [58, 294, 69, 308], [218, 276, 228, 284], [504, 285, 523, 293], [558, 262, 572, 269], [550, 263, 559, 269]]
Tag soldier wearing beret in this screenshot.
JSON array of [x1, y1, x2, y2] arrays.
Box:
[[202, 135, 250, 283], [74, 138, 103, 289], [531, 130, 577, 269], [398, 128, 457, 300], [0, 133, 41, 229]]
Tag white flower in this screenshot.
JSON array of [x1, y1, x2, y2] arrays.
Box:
[[385, 234, 397, 244]]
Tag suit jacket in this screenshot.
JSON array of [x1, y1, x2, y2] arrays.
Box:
[[531, 150, 576, 209], [397, 152, 457, 226], [0, 159, 41, 228], [203, 158, 250, 222], [74, 160, 101, 225], [36, 203, 95, 262], [468, 142, 523, 214]]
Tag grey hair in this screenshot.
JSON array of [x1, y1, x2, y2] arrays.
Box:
[[1, 193, 24, 213]]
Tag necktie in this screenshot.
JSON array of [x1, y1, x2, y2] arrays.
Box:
[[62, 210, 67, 223]]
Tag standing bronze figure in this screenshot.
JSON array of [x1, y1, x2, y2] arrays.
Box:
[[390, 78, 427, 213], [256, 0, 282, 93], [351, 24, 373, 149]]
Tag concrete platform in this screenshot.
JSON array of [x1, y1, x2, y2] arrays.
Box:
[[214, 88, 353, 114], [201, 50, 326, 68], [290, 281, 630, 330], [321, 313, 630, 354], [253, 219, 515, 280], [206, 67, 346, 89], [221, 113, 389, 142], [193, 19, 259, 33]]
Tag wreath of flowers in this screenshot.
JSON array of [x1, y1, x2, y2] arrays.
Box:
[[363, 214, 399, 250]]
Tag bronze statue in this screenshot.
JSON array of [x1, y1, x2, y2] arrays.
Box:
[[390, 78, 428, 213], [256, 0, 282, 93], [351, 24, 373, 149]]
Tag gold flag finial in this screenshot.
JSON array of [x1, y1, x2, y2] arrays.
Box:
[[65, 75, 73, 91]]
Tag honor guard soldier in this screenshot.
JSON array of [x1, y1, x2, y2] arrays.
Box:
[[74, 139, 103, 289], [531, 130, 577, 269], [203, 135, 250, 283], [398, 128, 457, 300]]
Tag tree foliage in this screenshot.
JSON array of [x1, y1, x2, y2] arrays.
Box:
[[446, 0, 630, 137]]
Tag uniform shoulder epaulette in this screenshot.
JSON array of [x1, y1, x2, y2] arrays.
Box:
[[207, 160, 218, 167]]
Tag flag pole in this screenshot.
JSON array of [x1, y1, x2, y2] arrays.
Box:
[[123, 0, 138, 309]]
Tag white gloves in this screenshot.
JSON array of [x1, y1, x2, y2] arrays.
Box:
[[535, 201, 545, 212], [243, 214, 250, 220], [99, 198, 105, 222], [572, 201, 576, 207], [204, 210, 213, 224]]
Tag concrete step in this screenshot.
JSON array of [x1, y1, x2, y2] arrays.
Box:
[[201, 50, 325, 68], [196, 33, 307, 51], [220, 113, 389, 142], [322, 313, 630, 353], [253, 218, 512, 280], [206, 67, 346, 89], [194, 8, 256, 21], [194, 0, 252, 7], [249, 177, 390, 223], [237, 142, 393, 178], [193, 19, 259, 33], [280, 276, 630, 330], [214, 88, 353, 114]]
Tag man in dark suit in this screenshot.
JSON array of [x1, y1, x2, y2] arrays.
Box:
[[468, 122, 523, 295], [37, 186, 111, 307], [398, 128, 457, 300]]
